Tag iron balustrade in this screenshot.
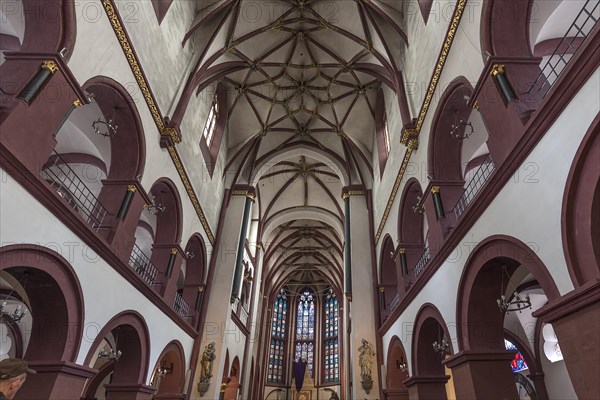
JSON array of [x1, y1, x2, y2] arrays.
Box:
[[528, 0, 599, 98], [453, 155, 496, 222], [414, 246, 431, 279], [128, 243, 159, 286], [41, 151, 108, 231], [389, 293, 401, 312], [173, 291, 191, 321]]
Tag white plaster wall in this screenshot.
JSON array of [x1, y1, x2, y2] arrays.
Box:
[[380, 68, 599, 384], [0, 169, 195, 383], [67, 1, 219, 254], [373, 0, 485, 277]]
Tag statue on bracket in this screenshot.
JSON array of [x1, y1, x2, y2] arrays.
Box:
[[358, 339, 375, 394], [198, 342, 216, 396]]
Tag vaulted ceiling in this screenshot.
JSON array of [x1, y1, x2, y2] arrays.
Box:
[[183, 0, 408, 291]]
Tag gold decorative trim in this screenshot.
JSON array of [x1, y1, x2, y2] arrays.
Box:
[[379, 287, 385, 293], [375, 0, 467, 245], [472, 101, 480, 111], [431, 186, 440, 194], [491, 64, 505, 77], [198, 286, 205, 292], [407, 138, 419, 151], [73, 99, 83, 107], [102, 0, 181, 144], [171, 248, 178, 255], [127, 184, 137, 193], [342, 190, 366, 200], [102, 0, 215, 245], [399, 248, 406, 255], [41, 60, 58, 74], [167, 146, 215, 244]]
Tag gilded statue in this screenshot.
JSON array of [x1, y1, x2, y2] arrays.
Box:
[[358, 339, 375, 393], [200, 342, 216, 381]]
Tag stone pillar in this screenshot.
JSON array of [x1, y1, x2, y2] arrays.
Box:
[[98, 181, 150, 263], [150, 244, 184, 298], [343, 188, 380, 399], [403, 376, 449, 400], [104, 384, 155, 400], [443, 350, 518, 400], [14, 361, 95, 400], [191, 189, 254, 400], [533, 282, 600, 400], [1, 55, 86, 172]]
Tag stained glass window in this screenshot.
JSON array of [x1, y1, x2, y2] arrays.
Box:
[[268, 290, 287, 383], [505, 339, 529, 373], [324, 289, 340, 383], [294, 289, 315, 377]]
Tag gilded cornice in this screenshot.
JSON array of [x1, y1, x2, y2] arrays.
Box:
[[102, 0, 215, 244], [375, 0, 467, 245]]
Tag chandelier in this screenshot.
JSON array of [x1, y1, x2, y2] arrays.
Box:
[[92, 107, 119, 137], [146, 192, 166, 215], [412, 195, 425, 215], [155, 360, 173, 378], [1, 272, 29, 322], [432, 339, 449, 354], [396, 357, 408, 372], [449, 109, 474, 140], [98, 348, 122, 361], [496, 265, 532, 314]]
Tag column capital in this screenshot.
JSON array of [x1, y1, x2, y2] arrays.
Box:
[[341, 185, 366, 199], [231, 185, 256, 201]]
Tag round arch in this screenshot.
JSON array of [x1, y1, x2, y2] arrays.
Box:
[[380, 235, 399, 313], [455, 235, 561, 352], [149, 177, 184, 245], [0, 244, 84, 362], [83, 310, 151, 385], [427, 77, 474, 183], [386, 336, 409, 390], [150, 340, 187, 395], [561, 114, 600, 287], [411, 303, 454, 376], [82, 76, 146, 181]]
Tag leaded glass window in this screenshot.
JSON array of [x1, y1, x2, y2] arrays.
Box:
[[324, 288, 340, 383], [268, 290, 287, 383], [294, 289, 315, 377], [202, 93, 219, 146]]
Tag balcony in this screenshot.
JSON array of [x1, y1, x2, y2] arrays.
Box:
[[41, 151, 108, 231], [173, 291, 191, 321], [414, 245, 431, 279], [128, 243, 159, 286], [528, 0, 599, 99], [452, 155, 496, 222]]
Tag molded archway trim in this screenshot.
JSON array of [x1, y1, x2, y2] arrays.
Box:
[[455, 235, 560, 351]]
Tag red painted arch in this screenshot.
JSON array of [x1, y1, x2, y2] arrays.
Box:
[[386, 335, 409, 390], [455, 235, 561, 352], [151, 340, 186, 395], [0, 244, 84, 362], [411, 303, 454, 376]]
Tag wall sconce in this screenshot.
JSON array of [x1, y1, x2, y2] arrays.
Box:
[[491, 64, 516, 104], [185, 251, 195, 259], [92, 106, 119, 137], [449, 109, 474, 140]]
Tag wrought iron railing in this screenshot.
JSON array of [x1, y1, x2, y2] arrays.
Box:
[[128, 243, 159, 286], [528, 0, 599, 98], [389, 293, 401, 312], [453, 155, 495, 222], [414, 245, 431, 279], [173, 291, 191, 321], [41, 151, 108, 231]]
